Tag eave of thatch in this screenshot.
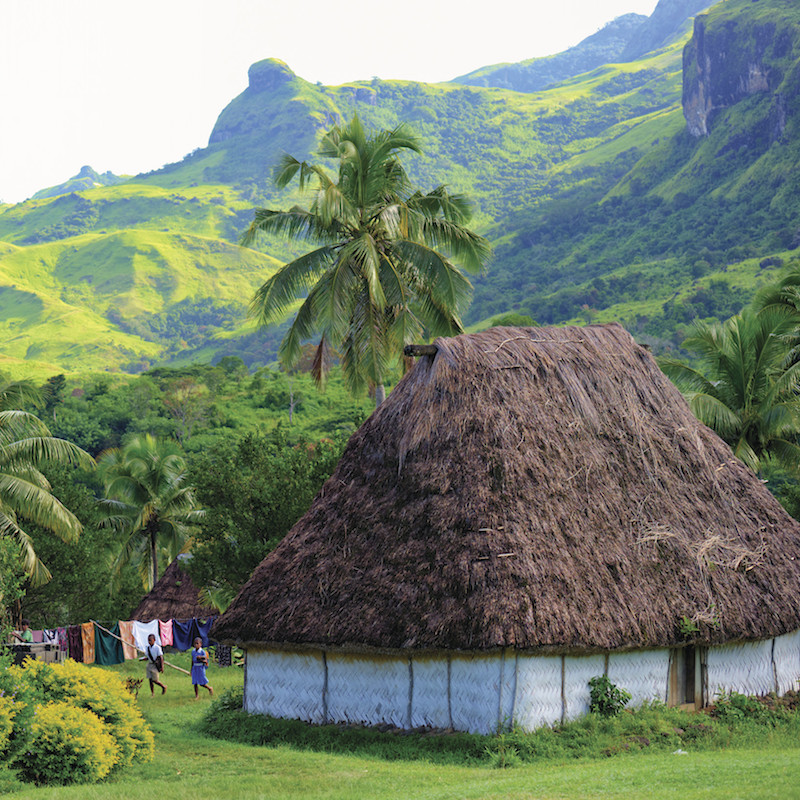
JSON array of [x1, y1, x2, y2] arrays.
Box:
[[213, 324, 800, 654], [131, 559, 216, 622]]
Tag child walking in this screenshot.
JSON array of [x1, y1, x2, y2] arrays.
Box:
[[191, 637, 214, 699]]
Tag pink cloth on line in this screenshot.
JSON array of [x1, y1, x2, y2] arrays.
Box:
[[159, 619, 173, 646], [32, 629, 44, 643]]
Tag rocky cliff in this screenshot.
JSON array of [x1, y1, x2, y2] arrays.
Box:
[[682, 0, 800, 137]]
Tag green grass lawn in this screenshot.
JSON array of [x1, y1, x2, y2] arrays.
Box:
[[2, 656, 799, 799]]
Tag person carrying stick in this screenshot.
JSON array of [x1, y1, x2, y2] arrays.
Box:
[[145, 634, 167, 696]]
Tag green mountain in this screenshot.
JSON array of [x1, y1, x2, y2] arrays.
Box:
[[0, 0, 798, 377], [482, 0, 800, 345], [455, 0, 712, 91], [32, 165, 127, 201]]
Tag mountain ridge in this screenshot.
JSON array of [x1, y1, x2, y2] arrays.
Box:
[[1, 0, 799, 378], [454, 0, 713, 92]]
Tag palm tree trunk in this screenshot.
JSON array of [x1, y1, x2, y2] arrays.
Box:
[[375, 384, 386, 408], [150, 530, 158, 590]]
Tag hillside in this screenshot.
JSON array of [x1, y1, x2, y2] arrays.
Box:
[[0, 228, 281, 374], [0, 27, 687, 376], [455, 0, 712, 91], [479, 0, 800, 346], [1, 0, 799, 377], [32, 165, 127, 200]]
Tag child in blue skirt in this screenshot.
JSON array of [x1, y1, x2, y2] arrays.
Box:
[[191, 637, 214, 699]]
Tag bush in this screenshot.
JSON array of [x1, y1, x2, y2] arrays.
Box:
[[588, 675, 632, 717], [0, 695, 18, 757], [10, 658, 154, 768], [17, 701, 119, 785], [2, 658, 154, 784]]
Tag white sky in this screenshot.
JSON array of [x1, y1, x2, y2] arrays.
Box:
[[0, 0, 658, 204]]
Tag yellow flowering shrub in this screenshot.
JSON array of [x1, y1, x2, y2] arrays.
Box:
[[18, 701, 119, 785], [5, 658, 154, 784], [0, 694, 18, 756]]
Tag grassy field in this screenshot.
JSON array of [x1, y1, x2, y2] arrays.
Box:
[[2, 656, 799, 799]]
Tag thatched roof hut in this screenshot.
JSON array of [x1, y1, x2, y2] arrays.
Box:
[[213, 324, 800, 730], [131, 557, 216, 622]]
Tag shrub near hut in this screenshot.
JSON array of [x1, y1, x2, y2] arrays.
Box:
[[0, 658, 153, 785]]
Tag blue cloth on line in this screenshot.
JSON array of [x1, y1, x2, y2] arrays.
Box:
[[190, 617, 216, 647], [171, 619, 193, 651]]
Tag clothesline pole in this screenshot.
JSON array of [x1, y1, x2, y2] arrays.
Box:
[[90, 620, 192, 677]]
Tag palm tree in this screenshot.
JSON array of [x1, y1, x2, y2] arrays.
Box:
[[0, 376, 94, 585], [659, 307, 800, 474], [98, 434, 204, 591], [242, 115, 491, 407]]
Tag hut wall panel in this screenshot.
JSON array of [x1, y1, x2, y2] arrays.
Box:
[[410, 656, 450, 729], [450, 654, 502, 734], [499, 650, 518, 727], [774, 630, 800, 694], [514, 655, 563, 729], [607, 649, 670, 704], [707, 639, 775, 698], [563, 654, 606, 720], [327, 653, 408, 727], [245, 648, 325, 723]]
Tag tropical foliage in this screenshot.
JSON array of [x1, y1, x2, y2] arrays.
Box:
[[187, 429, 345, 608], [659, 307, 800, 474], [0, 377, 94, 585], [97, 434, 203, 590], [243, 115, 491, 405]]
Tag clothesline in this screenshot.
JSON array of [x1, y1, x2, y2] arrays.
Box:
[[14, 616, 218, 667], [90, 620, 191, 676]]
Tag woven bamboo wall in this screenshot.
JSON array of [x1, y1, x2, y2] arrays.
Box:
[[707, 636, 783, 698], [244, 632, 800, 732], [563, 654, 606, 720], [608, 649, 672, 706], [774, 629, 800, 695]]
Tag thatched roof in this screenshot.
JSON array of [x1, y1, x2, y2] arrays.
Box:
[[131, 558, 216, 622], [213, 324, 800, 654]]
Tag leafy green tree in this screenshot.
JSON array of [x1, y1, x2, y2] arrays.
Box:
[[242, 115, 491, 406], [186, 429, 344, 607], [0, 377, 94, 585], [97, 434, 204, 591], [0, 537, 26, 643], [42, 374, 66, 422], [17, 465, 143, 627], [660, 308, 800, 474]]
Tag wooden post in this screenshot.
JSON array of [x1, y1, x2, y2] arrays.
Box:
[[404, 344, 438, 357]]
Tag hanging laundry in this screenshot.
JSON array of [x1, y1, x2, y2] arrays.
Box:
[[43, 629, 58, 644], [67, 625, 83, 662], [158, 619, 173, 646], [190, 617, 216, 647], [56, 627, 68, 652], [131, 620, 160, 652], [94, 622, 124, 666], [32, 629, 44, 643], [80, 622, 96, 664], [171, 619, 193, 651], [118, 621, 138, 660]]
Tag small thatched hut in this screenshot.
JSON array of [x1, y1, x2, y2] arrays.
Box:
[[213, 324, 800, 732], [131, 557, 216, 623]]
